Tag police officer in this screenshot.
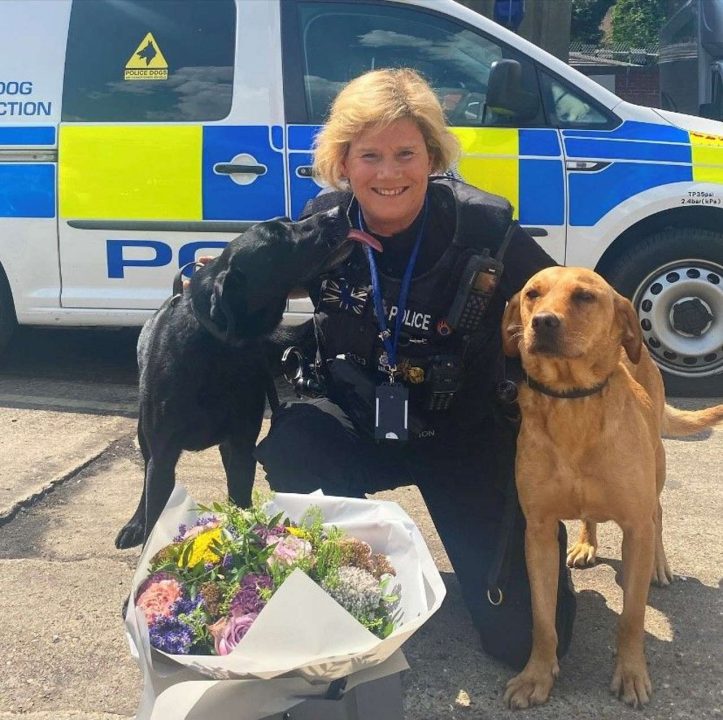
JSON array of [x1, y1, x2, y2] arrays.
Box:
[[255, 68, 576, 669]]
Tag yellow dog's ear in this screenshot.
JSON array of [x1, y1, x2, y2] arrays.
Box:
[[614, 292, 642, 364], [501, 293, 522, 357]]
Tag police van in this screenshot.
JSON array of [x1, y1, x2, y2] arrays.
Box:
[[1, 0, 722, 395]]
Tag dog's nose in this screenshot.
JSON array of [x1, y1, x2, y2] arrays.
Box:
[[532, 312, 561, 331]]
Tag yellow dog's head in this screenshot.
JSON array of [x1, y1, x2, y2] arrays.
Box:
[[502, 267, 642, 381]]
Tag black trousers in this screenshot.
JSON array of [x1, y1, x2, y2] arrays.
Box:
[[255, 398, 576, 670]]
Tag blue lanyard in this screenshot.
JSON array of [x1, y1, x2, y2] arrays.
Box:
[[359, 195, 429, 377]]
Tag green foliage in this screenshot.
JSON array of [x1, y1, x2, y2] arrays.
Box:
[[571, 0, 616, 44], [610, 0, 667, 46]]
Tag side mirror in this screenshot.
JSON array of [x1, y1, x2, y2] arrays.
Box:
[[485, 59, 539, 122]]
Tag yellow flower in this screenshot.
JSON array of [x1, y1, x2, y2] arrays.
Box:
[[179, 528, 223, 569], [285, 526, 310, 540]]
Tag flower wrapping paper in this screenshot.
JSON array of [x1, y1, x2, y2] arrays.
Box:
[[125, 484, 446, 720]]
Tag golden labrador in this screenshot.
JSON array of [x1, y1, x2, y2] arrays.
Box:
[[500, 266, 723, 709]]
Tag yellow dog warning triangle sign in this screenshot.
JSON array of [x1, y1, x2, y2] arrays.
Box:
[[125, 32, 168, 80]]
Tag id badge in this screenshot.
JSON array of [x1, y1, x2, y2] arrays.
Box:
[[375, 383, 409, 441]]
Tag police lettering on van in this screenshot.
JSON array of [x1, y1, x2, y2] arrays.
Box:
[[1, 0, 721, 395]]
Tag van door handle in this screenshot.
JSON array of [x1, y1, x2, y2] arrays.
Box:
[[213, 153, 267, 186], [214, 163, 266, 176], [296, 165, 314, 177]]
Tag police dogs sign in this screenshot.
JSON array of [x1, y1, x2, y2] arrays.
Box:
[[124, 33, 168, 80]]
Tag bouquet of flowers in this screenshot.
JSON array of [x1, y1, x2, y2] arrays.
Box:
[[125, 484, 445, 720], [135, 499, 401, 656]]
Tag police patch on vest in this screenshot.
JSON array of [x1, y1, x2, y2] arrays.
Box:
[[319, 278, 369, 315], [387, 304, 434, 337]]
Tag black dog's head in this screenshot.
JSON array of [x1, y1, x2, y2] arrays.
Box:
[[189, 208, 378, 344]]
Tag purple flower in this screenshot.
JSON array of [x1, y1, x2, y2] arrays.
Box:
[[148, 615, 194, 654], [209, 613, 258, 655], [221, 554, 233, 570], [172, 595, 203, 616], [229, 573, 273, 615], [255, 524, 285, 543]]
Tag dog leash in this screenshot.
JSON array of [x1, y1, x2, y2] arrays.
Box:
[[485, 355, 523, 606], [265, 369, 280, 414], [485, 415, 522, 607]]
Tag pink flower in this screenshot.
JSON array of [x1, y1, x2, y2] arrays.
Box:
[[209, 612, 258, 655], [266, 534, 312, 568], [136, 578, 183, 625]]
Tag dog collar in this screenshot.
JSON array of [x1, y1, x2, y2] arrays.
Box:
[[524, 372, 610, 399]]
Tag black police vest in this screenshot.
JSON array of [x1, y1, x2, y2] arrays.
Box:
[[306, 177, 514, 426]]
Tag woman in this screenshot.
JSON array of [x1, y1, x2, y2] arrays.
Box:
[[255, 68, 576, 669]]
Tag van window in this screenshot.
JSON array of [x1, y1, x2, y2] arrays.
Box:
[[539, 72, 610, 127], [293, 1, 543, 127], [62, 0, 235, 122]]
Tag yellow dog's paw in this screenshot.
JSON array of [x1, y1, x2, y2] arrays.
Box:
[[566, 541, 597, 568], [503, 662, 559, 710], [610, 658, 652, 708], [651, 554, 673, 587]]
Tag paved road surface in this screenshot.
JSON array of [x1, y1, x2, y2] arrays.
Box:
[[0, 327, 721, 719]]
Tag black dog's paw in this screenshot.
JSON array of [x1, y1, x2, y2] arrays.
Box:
[[115, 520, 146, 549]]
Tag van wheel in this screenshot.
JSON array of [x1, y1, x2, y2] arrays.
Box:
[[604, 228, 723, 398], [0, 267, 17, 358]]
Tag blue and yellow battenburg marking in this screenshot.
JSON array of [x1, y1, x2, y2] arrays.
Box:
[[452, 127, 565, 227], [5, 120, 723, 223], [454, 121, 723, 228], [57, 124, 285, 222]]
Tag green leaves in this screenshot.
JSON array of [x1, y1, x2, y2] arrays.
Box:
[[610, 0, 666, 47]]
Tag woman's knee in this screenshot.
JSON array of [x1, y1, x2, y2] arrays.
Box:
[[254, 400, 363, 495]]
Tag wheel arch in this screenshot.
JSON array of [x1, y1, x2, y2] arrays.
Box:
[[0, 259, 18, 355], [594, 206, 723, 279]]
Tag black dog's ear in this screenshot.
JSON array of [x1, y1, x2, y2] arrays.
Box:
[[501, 293, 522, 357], [210, 269, 247, 341]]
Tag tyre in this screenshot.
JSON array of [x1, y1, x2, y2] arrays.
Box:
[[605, 228, 723, 398], [0, 266, 17, 358]]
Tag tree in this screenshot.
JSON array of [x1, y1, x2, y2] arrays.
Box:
[[610, 0, 667, 46], [571, 0, 615, 45]]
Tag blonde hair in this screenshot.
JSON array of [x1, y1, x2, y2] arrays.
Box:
[[313, 68, 460, 188]]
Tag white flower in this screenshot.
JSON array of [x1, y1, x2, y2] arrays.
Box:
[[322, 566, 382, 617]]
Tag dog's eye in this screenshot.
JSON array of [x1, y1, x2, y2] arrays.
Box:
[[525, 289, 540, 300], [573, 290, 596, 303]]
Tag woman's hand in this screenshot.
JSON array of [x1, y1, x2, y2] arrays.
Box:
[[183, 256, 216, 289]]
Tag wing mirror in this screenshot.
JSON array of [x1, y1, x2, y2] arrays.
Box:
[[485, 59, 539, 122]]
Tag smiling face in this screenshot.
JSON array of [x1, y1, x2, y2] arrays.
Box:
[[340, 118, 432, 236]]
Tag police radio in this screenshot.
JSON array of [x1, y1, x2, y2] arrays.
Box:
[[446, 250, 503, 333]]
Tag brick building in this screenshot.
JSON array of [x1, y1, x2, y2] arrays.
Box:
[[569, 47, 661, 108]]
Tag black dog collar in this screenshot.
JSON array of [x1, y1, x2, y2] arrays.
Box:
[[524, 372, 610, 399]]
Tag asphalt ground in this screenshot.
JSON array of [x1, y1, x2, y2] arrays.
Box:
[[0, 328, 721, 719]]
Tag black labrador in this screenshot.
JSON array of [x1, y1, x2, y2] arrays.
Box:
[[114, 209, 379, 549]]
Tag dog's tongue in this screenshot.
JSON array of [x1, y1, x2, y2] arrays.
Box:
[[347, 228, 383, 252]]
